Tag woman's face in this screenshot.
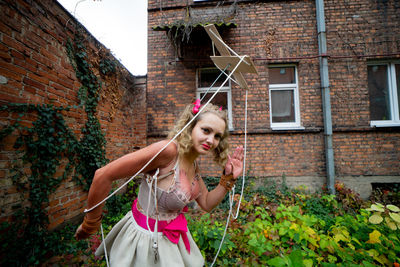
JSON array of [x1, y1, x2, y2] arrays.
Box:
[[191, 112, 226, 156]]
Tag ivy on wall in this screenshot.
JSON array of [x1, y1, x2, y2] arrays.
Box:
[[0, 26, 118, 266], [66, 28, 108, 191], [0, 104, 78, 265]]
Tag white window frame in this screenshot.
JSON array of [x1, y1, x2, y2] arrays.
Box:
[[368, 61, 400, 127], [268, 64, 304, 130], [196, 67, 233, 130]]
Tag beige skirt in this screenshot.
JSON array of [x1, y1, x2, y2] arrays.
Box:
[[95, 211, 204, 267]]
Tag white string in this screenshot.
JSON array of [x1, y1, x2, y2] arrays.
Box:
[[232, 89, 248, 219], [73, 0, 88, 17], [100, 224, 110, 267], [152, 170, 159, 262], [200, 64, 231, 103], [212, 41, 215, 56], [210, 190, 234, 267], [146, 169, 159, 233], [214, 64, 240, 87], [210, 89, 248, 266], [84, 55, 246, 214]]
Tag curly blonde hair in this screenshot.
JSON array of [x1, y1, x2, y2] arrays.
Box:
[[168, 103, 230, 167]]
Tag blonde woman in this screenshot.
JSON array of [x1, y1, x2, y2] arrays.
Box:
[[75, 101, 244, 266]]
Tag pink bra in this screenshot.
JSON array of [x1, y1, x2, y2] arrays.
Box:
[[137, 159, 202, 220]]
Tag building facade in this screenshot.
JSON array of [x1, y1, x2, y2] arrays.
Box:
[[147, 0, 400, 198]]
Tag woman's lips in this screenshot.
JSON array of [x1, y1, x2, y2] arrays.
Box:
[[202, 144, 210, 150]]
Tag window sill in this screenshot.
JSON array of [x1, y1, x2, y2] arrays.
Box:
[[370, 121, 400, 127], [271, 126, 305, 131]]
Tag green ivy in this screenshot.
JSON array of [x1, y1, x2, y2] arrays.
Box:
[[66, 28, 109, 191], [0, 103, 78, 265], [0, 26, 116, 265]]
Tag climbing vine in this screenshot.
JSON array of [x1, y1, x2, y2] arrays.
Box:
[[0, 104, 79, 265], [0, 25, 119, 265], [65, 28, 109, 191]]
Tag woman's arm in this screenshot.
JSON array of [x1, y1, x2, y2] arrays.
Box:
[[75, 140, 177, 239], [195, 179, 229, 212], [195, 146, 244, 212]]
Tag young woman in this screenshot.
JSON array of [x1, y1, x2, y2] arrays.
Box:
[[75, 102, 244, 266]]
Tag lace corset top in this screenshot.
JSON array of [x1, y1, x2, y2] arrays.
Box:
[[137, 159, 202, 220]]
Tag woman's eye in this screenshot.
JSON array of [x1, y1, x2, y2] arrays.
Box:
[[202, 128, 210, 133], [215, 134, 221, 140]]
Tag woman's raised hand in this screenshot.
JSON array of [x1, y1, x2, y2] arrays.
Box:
[[224, 146, 244, 179]]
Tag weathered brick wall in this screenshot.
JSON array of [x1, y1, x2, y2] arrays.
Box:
[[334, 131, 400, 176], [0, 0, 147, 229], [323, 0, 400, 178], [147, 0, 400, 188]]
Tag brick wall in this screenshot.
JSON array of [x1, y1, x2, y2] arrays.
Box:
[[147, 0, 400, 192], [0, 0, 147, 229], [323, 0, 400, 179]]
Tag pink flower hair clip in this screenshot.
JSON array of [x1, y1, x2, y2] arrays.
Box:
[[192, 99, 201, 114]]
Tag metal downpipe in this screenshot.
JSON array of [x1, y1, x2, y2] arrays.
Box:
[[316, 0, 335, 194]]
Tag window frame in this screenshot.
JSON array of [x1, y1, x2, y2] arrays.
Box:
[[368, 61, 400, 127], [268, 64, 304, 130], [196, 67, 234, 130]]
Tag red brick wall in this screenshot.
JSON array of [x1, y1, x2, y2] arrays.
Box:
[[324, 0, 400, 177], [147, 0, 400, 181], [0, 0, 147, 229]]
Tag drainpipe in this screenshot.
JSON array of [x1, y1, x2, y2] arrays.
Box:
[[316, 0, 335, 194]]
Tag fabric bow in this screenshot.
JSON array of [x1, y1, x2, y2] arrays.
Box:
[[162, 213, 191, 253]]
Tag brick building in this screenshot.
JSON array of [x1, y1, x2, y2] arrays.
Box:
[[0, 0, 146, 228], [1, 0, 399, 232], [147, 0, 400, 198]]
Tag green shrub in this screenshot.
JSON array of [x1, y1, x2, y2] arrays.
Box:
[[187, 212, 236, 266], [188, 192, 400, 266], [43, 179, 400, 266]]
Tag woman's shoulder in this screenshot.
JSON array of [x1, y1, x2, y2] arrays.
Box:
[[151, 140, 178, 167]]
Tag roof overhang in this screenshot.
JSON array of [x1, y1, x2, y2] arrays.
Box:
[[152, 22, 237, 32]]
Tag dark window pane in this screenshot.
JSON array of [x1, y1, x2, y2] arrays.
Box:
[[199, 68, 226, 88], [368, 65, 391, 120], [396, 64, 400, 118], [271, 90, 295, 122], [200, 92, 228, 110], [269, 67, 296, 84]]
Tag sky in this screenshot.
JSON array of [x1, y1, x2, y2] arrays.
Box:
[[57, 0, 148, 75]]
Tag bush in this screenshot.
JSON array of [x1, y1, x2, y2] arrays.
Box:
[[186, 181, 400, 266], [38, 179, 400, 266]]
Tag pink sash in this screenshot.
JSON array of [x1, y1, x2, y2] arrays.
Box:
[[131, 199, 191, 253]]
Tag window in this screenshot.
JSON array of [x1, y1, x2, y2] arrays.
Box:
[[196, 68, 233, 130], [268, 65, 303, 130], [368, 61, 400, 127]]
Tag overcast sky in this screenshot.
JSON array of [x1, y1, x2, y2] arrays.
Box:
[[57, 0, 148, 75]]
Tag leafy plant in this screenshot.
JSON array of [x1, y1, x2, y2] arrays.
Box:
[[44, 184, 400, 266], [334, 181, 366, 214], [187, 212, 236, 266], [66, 28, 109, 191], [0, 104, 79, 266], [367, 203, 400, 230]]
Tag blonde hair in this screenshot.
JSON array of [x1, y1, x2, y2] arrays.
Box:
[[168, 103, 230, 167]]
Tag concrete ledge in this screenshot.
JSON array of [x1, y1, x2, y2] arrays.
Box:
[[338, 176, 400, 199], [254, 175, 400, 199]]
